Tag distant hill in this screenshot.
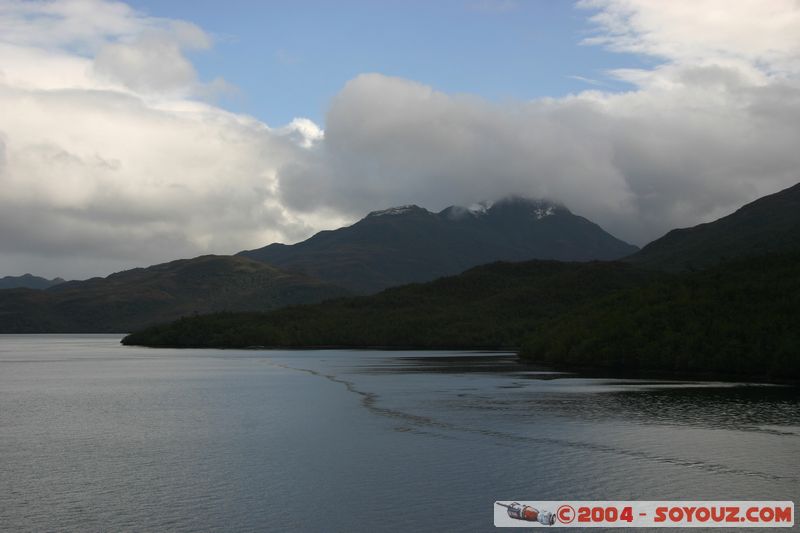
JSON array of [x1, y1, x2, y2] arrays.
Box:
[[239, 197, 638, 293], [122, 260, 658, 348], [521, 252, 800, 380], [0, 255, 349, 333], [626, 182, 800, 271], [0, 274, 65, 290]]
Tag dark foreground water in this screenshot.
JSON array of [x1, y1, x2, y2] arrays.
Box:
[[0, 335, 798, 532]]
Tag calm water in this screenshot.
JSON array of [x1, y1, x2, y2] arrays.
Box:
[[1, 335, 798, 532]]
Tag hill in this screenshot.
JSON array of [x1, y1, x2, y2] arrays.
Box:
[[0, 274, 65, 290], [625, 182, 800, 271], [521, 252, 800, 380], [239, 197, 638, 293], [121, 260, 658, 348], [0, 255, 349, 333]]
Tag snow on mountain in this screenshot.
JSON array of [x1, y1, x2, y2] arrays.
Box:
[[467, 201, 492, 215], [367, 205, 424, 217], [533, 206, 556, 219]]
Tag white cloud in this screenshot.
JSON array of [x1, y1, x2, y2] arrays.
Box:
[[278, 118, 324, 149], [278, 1, 800, 246], [277, 65, 800, 245], [2, 0, 800, 279], [579, 0, 800, 74], [0, 0, 158, 51], [93, 34, 197, 94], [279, 74, 635, 225], [568, 75, 608, 87], [0, 0, 335, 279], [91, 19, 215, 95]]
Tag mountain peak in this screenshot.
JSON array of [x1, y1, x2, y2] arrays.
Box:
[[0, 273, 66, 290], [467, 201, 492, 215], [439, 201, 493, 220], [492, 195, 565, 211], [240, 195, 637, 293], [366, 205, 428, 218], [440, 196, 567, 221]]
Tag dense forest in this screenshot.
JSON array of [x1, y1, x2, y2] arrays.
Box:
[[521, 252, 800, 379], [122, 260, 658, 348], [124, 252, 800, 381]]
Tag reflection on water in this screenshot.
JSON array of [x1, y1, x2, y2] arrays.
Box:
[[295, 353, 800, 484], [358, 353, 800, 435], [1, 336, 798, 532]]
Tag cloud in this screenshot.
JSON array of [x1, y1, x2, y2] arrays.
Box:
[[568, 75, 609, 87], [278, 1, 800, 246], [92, 22, 211, 94], [579, 0, 800, 74], [0, 0, 160, 51], [0, 0, 338, 279], [279, 74, 634, 225], [277, 66, 800, 245], [2, 0, 800, 279]]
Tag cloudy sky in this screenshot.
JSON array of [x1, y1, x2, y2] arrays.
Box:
[[1, 0, 799, 279]]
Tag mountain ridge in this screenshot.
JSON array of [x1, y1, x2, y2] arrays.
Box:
[[122, 259, 659, 349], [0, 274, 65, 290], [123, 182, 800, 381], [625, 182, 800, 271], [0, 255, 349, 333], [239, 196, 638, 293]]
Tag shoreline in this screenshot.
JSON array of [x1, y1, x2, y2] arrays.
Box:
[[119, 338, 800, 386]]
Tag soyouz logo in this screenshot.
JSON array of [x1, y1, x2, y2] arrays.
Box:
[[495, 502, 556, 525], [494, 501, 794, 528]]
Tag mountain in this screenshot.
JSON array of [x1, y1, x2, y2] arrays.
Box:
[[626, 182, 800, 271], [521, 252, 800, 380], [123, 252, 800, 380], [19, 186, 800, 357], [239, 197, 638, 293], [123, 185, 800, 381], [0, 255, 349, 333], [122, 260, 659, 349], [0, 274, 65, 290]]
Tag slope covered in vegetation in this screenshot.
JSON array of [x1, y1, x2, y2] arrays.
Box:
[[122, 260, 657, 348], [521, 252, 800, 379], [0, 255, 349, 333], [626, 182, 800, 271]]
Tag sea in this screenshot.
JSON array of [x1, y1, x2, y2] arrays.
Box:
[[1, 334, 797, 531]]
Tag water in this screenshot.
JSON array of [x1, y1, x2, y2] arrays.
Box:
[[1, 335, 798, 532]]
